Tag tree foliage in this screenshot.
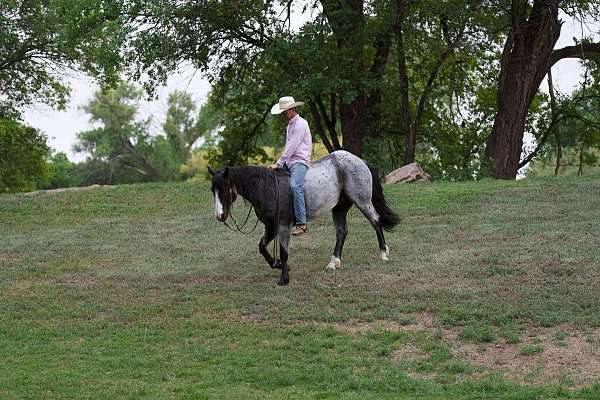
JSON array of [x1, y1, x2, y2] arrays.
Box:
[[527, 74, 600, 177], [8, 0, 600, 184], [0, 118, 49, 192], [0, 0, 122, 117], [72, 81, 222, 185], [74, 81, 162, 183]]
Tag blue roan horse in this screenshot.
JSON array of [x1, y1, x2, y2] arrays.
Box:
[[208, 150, 399, 286]]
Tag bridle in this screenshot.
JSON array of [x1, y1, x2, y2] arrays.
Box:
[[222, 184, 260, 234]]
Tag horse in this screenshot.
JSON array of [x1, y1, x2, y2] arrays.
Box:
[[208, 150, 400, 286]]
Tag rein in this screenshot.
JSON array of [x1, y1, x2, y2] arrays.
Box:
[[272, 169, 280, 260], [223, 185, 260, 234]]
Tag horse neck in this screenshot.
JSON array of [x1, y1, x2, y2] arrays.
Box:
[[229, 166, 271, 208]]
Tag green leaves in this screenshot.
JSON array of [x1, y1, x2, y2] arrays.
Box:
[[0, 0, 123, 117], [0, 118, 49, 192], [74, 81, 160, 183]]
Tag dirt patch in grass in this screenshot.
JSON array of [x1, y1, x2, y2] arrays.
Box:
[[282, 312, 600, 388], [0, 252, 20, 265], [455, 326, 600, 388], [335, 312, 437, 335], [23, 184, 114, 197], [226, 309, 265, 324], [170, 275, 220, 285], [392, 344, 427, 360], [44, 273, 234, 289]]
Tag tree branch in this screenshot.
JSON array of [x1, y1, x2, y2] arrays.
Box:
[[308, 99, 335, 153], [316, 95, 342, 149], [518, 114, 564, 169], [550, 42, 600, 66], [415, 20, 467, 128], [367, 32, 391, 109]]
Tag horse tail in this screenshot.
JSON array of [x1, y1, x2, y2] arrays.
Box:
[[367, 163, 400, 232]]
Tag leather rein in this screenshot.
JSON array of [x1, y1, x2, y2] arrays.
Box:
[[222, 185, 260, 234], [222, 170, 280, 250]]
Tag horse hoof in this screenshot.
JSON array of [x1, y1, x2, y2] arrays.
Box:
[[380, 245, 390, 261], [326, 257, 341, 270], [277, 277, 289, 286]]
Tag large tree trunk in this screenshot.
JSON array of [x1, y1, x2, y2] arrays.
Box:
[[322, 0, 366, 156], [340, 96, 366, 155], [485, 0, 560, 179], [394, 0, 416, 164]]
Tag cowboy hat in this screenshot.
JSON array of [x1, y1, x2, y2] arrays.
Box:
[[271, 96, 305, 115]]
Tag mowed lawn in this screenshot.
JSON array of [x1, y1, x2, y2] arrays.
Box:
[[1, 176, 600, 399]]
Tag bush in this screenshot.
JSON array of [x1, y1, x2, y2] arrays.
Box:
[[0, 118, 49, 192]]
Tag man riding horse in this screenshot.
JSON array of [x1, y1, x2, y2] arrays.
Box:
[[208, 97, 399, 286], [269, 96, 311, 236]]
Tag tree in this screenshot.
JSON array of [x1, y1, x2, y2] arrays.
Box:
[[0, 118, 48, 192], [103, 0, 598, 179], [163, 91, 197, 163], [43, 151, 79, 189], [526, 75, 600, 176], [163, 90, 223, 162], [393, 0, 495, 165], [117, 0, 399, 159], [74, 81, 160, 183], [485, 0, 600, 179], [0, 0, 122, 117]]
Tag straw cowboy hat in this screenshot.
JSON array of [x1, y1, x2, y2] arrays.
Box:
[[271, 96, 305, 115]]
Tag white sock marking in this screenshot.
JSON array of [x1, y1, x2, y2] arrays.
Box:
[[380, 245, 390, 261], [326, 256, 341, 270]]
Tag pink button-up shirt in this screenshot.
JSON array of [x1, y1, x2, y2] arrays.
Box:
[[276, 114, 312, 168]]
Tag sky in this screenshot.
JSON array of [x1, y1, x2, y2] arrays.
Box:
[[22, 13, 599, 163], [23, 70, 211, 162]]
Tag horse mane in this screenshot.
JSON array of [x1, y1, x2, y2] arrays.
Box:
[[228, 165, 287, 201]]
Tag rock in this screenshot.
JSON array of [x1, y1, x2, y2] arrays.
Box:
[[385, 163, 431, 184]]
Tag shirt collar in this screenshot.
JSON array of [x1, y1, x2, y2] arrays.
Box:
[[288, 114, 299, 126]]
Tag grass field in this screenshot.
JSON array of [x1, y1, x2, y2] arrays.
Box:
[[1, 175, 600, 399]]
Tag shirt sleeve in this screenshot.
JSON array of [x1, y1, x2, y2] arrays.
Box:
[[277, 120, 307, 167]]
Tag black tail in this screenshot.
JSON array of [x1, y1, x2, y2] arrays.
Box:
[[367, 164, 400, 232]]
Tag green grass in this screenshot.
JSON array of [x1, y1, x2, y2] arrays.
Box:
[[458, 324, 496, 343], [519, 345, 545, 356], [1, 175, 600, 398]]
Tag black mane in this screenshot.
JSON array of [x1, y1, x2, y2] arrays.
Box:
[[228, 166, 288, 203]]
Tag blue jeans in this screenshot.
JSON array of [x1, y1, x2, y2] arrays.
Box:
[[289, 163, 309, 225]]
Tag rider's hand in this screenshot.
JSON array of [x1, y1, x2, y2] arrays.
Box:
[[269, 164, 278, 169]]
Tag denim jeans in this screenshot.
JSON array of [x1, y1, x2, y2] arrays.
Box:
[[289, 162, 309, 225]]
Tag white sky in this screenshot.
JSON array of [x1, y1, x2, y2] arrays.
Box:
[[22, 13, 599, 163]]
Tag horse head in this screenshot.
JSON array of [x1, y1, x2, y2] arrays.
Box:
[[208, 166, 237, 222]]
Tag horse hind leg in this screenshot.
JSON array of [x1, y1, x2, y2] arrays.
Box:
[[354, 200, 390, 262], [327, 196, 352, 270]]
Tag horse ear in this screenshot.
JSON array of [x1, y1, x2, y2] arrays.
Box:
[[207, 166, 216, 176], [223, 167, 230, 179]]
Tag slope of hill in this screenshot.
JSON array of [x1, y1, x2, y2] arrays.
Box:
[[1, 176, 600, 398]]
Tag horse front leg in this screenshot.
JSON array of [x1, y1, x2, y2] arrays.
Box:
[[258, 225, 277, 268], [276, 224, 292, 286]]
